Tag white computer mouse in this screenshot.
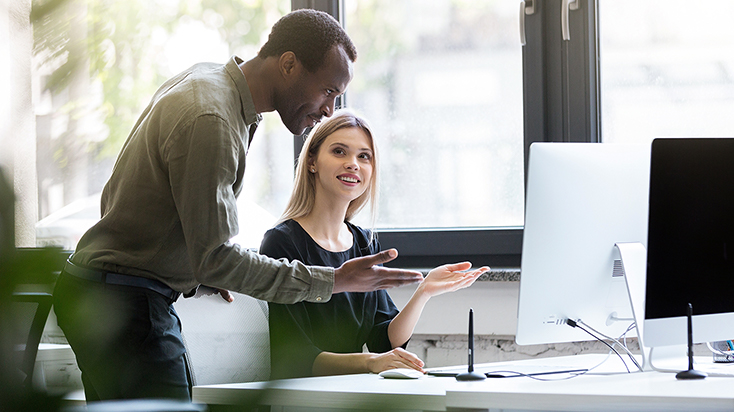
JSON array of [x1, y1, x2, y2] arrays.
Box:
[[378, 368, 425, 379]]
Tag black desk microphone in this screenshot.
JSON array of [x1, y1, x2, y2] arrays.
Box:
[[676, 303, 707, 380], [456, 308, 487, 381]]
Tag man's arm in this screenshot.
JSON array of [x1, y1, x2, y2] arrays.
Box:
[[332, 249, 423, 294]]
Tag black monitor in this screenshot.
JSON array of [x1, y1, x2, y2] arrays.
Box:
[[644, 138, 734, 348]]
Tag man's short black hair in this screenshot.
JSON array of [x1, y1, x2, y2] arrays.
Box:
[[258, 9, 357, 73]]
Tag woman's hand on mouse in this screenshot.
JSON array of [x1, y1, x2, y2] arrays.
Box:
[[367, 347, 425, 374]]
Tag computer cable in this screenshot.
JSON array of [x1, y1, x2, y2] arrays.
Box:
[[576, 319, 643, 372], [480, 368, 589, 381], [615, 322, 640, 368], [482, 350, 616, 381], [620, 322, 636, 353], [565, 318, 631, 373]]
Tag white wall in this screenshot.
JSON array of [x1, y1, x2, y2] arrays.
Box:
[[387, 281, 519, 336], [1, 0, 37, 246]]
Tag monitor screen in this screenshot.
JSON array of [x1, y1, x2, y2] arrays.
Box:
[[644, 138, 734, 347], [516, 142, 651, 346]]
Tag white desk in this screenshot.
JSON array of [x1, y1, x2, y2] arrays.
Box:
[[192, 354, 734, 412], [194, 373, 455, 411], [445, 371, 734, 412]]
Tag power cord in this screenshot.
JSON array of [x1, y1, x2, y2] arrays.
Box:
[[480, 348, 617, 381], [565, 318, 640, 373], [432, 319, 641, 382], [480, 369, 588, 381], [576, 319, 642, 372]]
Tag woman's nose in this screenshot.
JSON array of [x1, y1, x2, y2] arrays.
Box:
[[345, 159, 359, 170]]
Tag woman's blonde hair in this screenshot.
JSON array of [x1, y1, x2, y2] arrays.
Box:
[[279, 109, 379, 229]]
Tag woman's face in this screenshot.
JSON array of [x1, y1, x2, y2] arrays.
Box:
[[311, 127, 374, 205]]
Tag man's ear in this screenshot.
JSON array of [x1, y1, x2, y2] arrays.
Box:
[[279, 51, 299, 79]]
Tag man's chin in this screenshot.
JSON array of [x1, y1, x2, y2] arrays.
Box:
[[287, 123, 311, 137]]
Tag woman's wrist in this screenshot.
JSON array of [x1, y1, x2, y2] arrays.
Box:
[[412, 282, 432, 303], [364, 353, 378, 373]]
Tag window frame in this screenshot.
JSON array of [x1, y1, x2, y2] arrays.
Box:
[[292, 0, 600, 269]]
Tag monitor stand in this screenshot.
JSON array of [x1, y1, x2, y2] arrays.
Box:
[[614, 242, 651, 371], [614, 242, 687, 372]]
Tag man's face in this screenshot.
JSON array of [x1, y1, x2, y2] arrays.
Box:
[[275, 45, 353, 136]]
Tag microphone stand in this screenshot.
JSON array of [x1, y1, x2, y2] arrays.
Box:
[[456, 308, 487, 381], [676, 303, 707, 380]]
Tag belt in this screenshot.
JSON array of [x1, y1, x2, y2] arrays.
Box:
[[63, 259, 180, 301]]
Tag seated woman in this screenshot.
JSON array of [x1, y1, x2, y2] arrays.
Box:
[[259, 110, 489, 380]]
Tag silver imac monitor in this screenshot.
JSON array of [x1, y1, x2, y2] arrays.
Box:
[[644, 138, 734, 348], [516, 142, 651, 346]]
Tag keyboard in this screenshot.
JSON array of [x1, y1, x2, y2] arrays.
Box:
[[696, 361, 734, 377], [427, 363, 589, 378]]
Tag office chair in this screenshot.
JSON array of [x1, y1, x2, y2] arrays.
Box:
[[174, 287, 271, 386], [11, 290, 54, 389], [7, 248, 69, 391]]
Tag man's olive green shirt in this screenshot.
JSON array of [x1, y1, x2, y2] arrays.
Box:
[[72, 56, 334, 303]]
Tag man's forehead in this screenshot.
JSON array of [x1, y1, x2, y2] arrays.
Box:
[[321, 45, 354, 85]]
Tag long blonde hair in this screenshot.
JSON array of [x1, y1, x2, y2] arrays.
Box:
[[279, 109, 379, 230]]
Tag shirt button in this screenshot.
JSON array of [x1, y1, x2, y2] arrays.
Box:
[[315, 296, 322, 301]]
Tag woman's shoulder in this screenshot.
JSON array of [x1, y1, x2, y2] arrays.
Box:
[[264, 219, 300, 237], [260, 219, 308, 259]]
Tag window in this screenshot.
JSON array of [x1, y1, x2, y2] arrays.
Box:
[[599, 0, 734, 144], [343, 0, 525, 230], [11, 0, 624, 267], [301, 0, 528, 268], [18, 0, 531, 263], [27, 0, 293, 250]]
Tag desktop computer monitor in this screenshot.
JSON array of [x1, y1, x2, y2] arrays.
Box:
[[515, 142, 651, 346], [644, 138, 734, 348]]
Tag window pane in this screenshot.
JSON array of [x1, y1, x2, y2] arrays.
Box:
[[600, 0, 734, 144], [344, 0, 524, 229], [32, 0, 290, 249]]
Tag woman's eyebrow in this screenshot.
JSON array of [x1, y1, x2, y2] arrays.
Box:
[[329, 142, 373, 153]]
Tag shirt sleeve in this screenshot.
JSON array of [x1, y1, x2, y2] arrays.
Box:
[[166, 115, 333, 303], [260, 228, 324, 379], [366, 291, 402, 352]]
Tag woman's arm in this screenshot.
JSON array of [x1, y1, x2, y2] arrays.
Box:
[[387, 262, 489, 348], [312, 347, 425, 375]]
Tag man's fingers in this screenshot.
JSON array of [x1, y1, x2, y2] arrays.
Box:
[[333, 251, 423, 293], [359, 249, 399, 267], [217, 289, 234, 302], [374, 267, 424, 287]]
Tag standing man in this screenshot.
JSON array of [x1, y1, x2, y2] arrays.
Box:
[[52, 9, 423, 401]]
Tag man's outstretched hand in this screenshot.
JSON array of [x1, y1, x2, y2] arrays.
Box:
[[333, 249, 424, 294]]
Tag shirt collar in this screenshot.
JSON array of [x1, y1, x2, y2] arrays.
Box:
[[226, 55, 262, 129]]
